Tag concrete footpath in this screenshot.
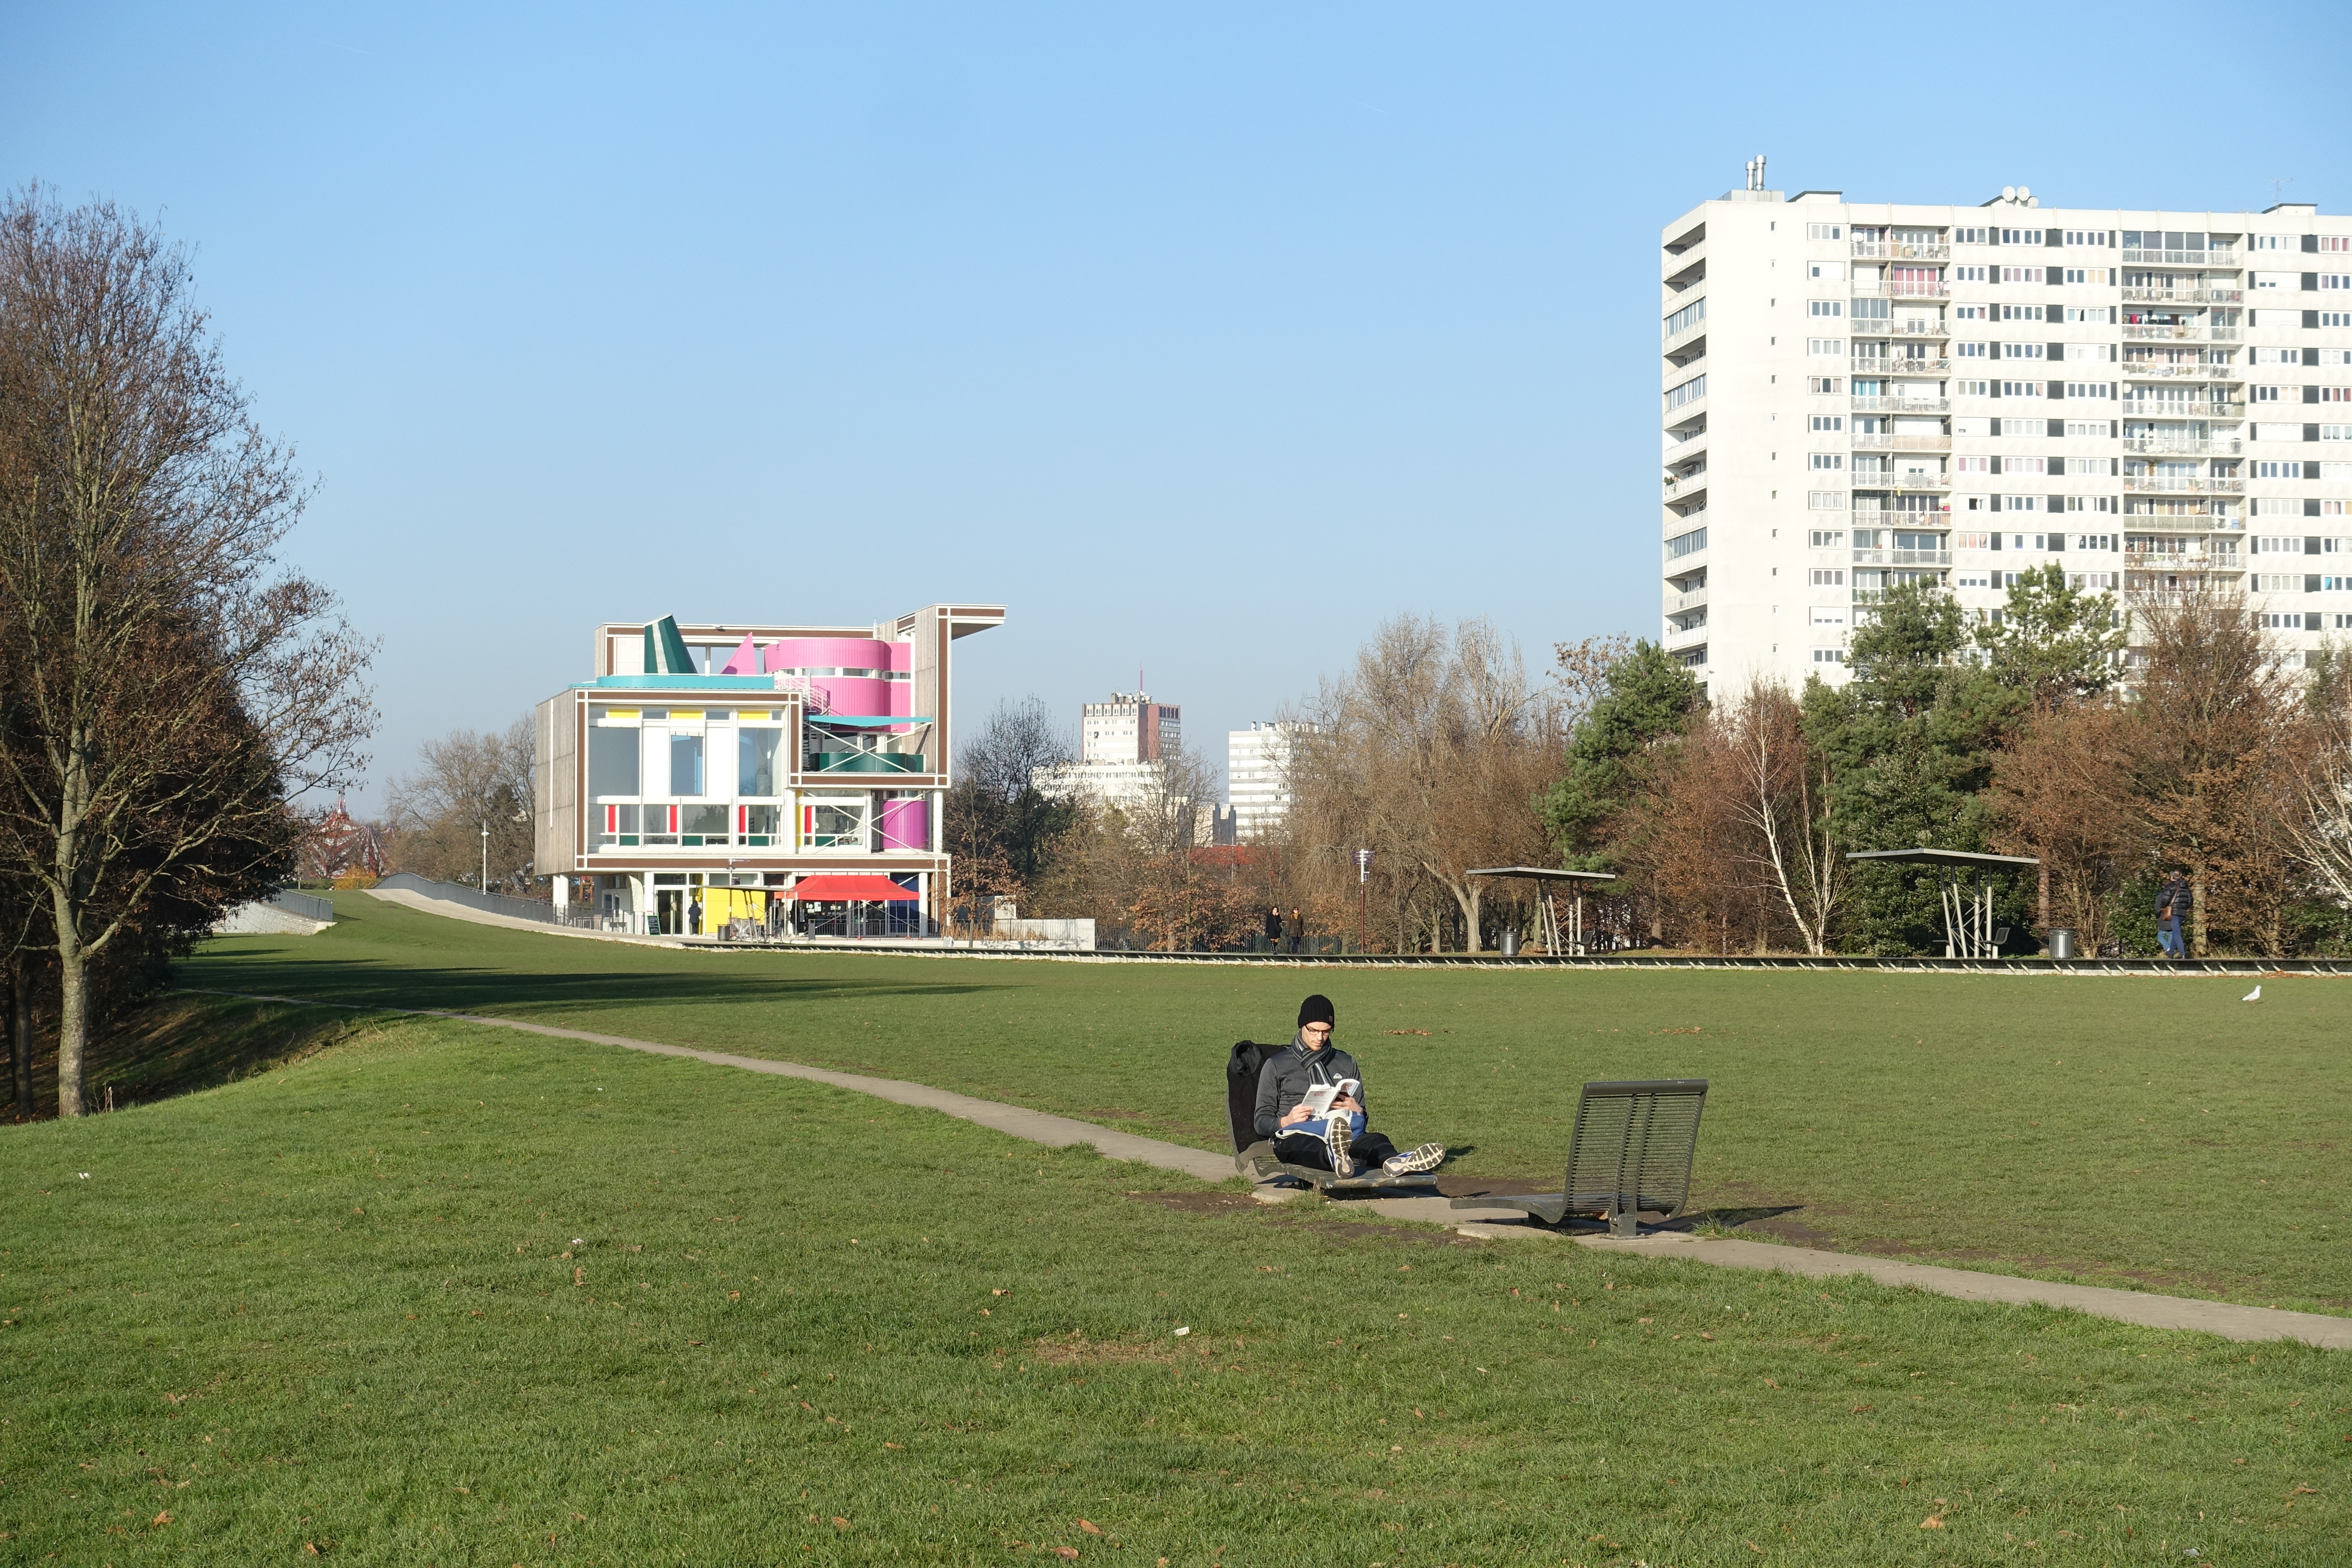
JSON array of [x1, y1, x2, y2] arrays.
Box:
[[189, 986, 2352, 1352]]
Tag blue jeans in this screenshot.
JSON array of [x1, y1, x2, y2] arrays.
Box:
[[2159, 915, 2183, 957], [1276, 1112, 1396, 1172]]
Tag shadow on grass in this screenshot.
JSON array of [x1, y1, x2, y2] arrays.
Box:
[[6, 994, 368, 1124], [180, 951, 1007, 1015]]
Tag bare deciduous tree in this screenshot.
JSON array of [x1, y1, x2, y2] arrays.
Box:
[[383, 717, 535, 891], [0, 189, 373, 1116], [1722, 681, 1841, 954]]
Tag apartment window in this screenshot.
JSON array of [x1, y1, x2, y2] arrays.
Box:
[[2253, 535, 2301, 553], [1807, 223, 1843, 240], [2067, 530, 2117, 548], [2003, 343, 2045, 359], [2064, 307, 2111, 324], [2065, 383, 2114, 399], [2323, 238, 2352, 253], [1809, 261, 1845, 280], [2323, 312, 2352, 327], [2323, 275, 2352, 291], [1807, 492, 1846, 510], [1955, 379, 1990, 396], [2000, 304, 2043, 322], [1809, 300, 1844, 318], [2254, 578, 2303, 595], [2067, 230, 2110, 247], [1810, 608, 1847, 627], [1809, 529, 1847, 547], [2327, 351, 2352, 367], [1951, 305, 1987, 322], [1958, 341, 1990, 359], [1810, 569, 1847, 586], [2254, 460, 2306, 478], [1954, 456, 1990, 474], [1809, 337, 1845, 356], [668, 733, 705, 796], [2007, 456, 2048, 475], [2251, 235, 2294, 251], [2323, 425, 2352, 441], [2062, 268, 2112, 286], [1954, 227, 1988, 245], [1665, 374, 1707, 410], [1665, 527, 1708, 559], [2062, 345, 2105, 364], [2251, 348, 2300, 365], [2005, 496, 2042, 511], [2002, 381, 2047, 398], [1664, 298, 1706, 337], [1807, 376, 1843, 394], [1810, 453, 1845, 470], [1952, 266, 1988, 284], [1810, 648, 1848, 665], [2002, 266, 2046, 284], [2000, 229, 2045, 246], [2326, 462, 2352, 478], [2064, 420, 2108, 437], [738, 729, 782, 795], [2320, 388, 2352, 401], [1810, 414, 1844, 432], [2254, 385, 2282, 402]]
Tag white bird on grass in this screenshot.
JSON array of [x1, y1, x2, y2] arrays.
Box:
[[2242, 985, 2261, 1002]]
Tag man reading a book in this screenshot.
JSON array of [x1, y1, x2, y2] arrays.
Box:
[[1253, 993, 1446, 1178]]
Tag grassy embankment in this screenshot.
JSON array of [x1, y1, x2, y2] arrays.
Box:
[[0, 1000, 2339, 1565], [173, 893, 2352, 1313]]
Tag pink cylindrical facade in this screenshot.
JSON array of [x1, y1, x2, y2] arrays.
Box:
[[878, 797, 930, 851], [887, 640, 913, 720], [761, 637, 891, 717]]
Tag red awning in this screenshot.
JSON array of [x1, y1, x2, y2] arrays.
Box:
[[787, 874, 920, 902]]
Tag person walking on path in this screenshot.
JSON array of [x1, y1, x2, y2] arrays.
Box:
[[2156, 873, 2188, 959], [1264, 906, 1284, 953], [1285, 906, 1304, 956], [1253, 994, 1445, 1178], [688, 894, 704, 938]]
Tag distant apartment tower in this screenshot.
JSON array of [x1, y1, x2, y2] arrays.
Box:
[[1660, 166, 2352, 693], [1038, 690, 1184, 809], [1227, 721, 1308, 839], [1082, 691, 1180, 763]]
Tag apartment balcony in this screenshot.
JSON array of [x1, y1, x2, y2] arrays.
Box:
[[1853, 355, 1951, 374], [1663, 623, 1709, 652], [1852, 240, 1951, 261], [1851, 434, 1953, 453], [1851, 280, 1952, 301], [1853, 322, 1952, 343], [1849, 507, 1951, 526], [1851, 549, 1954, 567], [2122, 323, 2241, 343], [1667, 585, 1709, 614], [2121, 362, 2239, 381], [2121, 435, 2243, 456], [1663, 468, 1708, 505], [2120, 284, 2242, 305], [1889, 472, 1954, 492], [1850, 396, 1949, 415], [2124, 399, 2245, 420], [2122, 475, 2244, 495], [2122, 247, 2238, 267], [2122, 514, 2243, 533], [2123, 551, 2242, 573]]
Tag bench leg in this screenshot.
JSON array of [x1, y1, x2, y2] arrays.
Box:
[[1608, 1206, 1638, 1237]]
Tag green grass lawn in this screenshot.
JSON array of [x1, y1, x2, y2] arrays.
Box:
[[173, 895, 2352, 1316], [1, 1003, 2340, 1566]]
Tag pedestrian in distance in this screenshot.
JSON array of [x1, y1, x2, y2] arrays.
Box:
[[1253, 994, 1445, 1179], [1264, 905, 1283, 953], [2155, 872, 2188, 959], [1286, 906, 1304, 956], [688, 893, 704, 937]]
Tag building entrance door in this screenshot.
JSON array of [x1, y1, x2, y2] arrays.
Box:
[[656, 889, 684, 934]]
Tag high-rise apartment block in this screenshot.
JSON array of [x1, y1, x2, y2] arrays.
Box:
[[1035, 691, 1184, 808], [1660, 172, 2352, 692], [1226, 720, 1310, 839]]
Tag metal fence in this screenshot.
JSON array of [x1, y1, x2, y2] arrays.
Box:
[[375, 872, 600, 928]]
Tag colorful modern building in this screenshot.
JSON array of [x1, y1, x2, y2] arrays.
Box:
[[532, 606, 1003, 937]]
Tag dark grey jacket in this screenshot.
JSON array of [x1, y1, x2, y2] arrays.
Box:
[[1253, 1037, 1368, 1138]]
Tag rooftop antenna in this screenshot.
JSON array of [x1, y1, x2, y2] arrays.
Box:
[[2269, 175, 2295, 205]]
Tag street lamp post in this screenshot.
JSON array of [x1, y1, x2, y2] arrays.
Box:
[[480, 822, 489, 894], [1355, 848, 1372, 953]]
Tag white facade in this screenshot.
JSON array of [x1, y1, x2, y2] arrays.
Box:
[[1081, 692, 1180, 763], [1227, 721, 1308, 838], [1660, 179, 2352, 692]]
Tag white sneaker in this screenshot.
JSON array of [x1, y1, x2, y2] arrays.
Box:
[[1324, 1117, 1354, 1177], [1382, 1143, 1446, 1176]]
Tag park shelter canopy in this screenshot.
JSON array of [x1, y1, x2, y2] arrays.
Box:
[[1464, 867, 1617, 955], [787, 875, 920, 902], [1844, 848, 2039, 958]]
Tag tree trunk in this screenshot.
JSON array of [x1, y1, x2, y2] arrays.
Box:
[[52, 910, 87, 1118]]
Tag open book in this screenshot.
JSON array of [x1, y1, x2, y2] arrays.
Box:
[[1298, 1078, 1361, 1119]]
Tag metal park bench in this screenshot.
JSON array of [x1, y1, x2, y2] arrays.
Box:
[[1450, 1079, 1709, 1235], [1224, 1041, 1439, 1194]]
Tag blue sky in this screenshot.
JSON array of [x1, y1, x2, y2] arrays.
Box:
[[7, 2, 2349, 809]]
